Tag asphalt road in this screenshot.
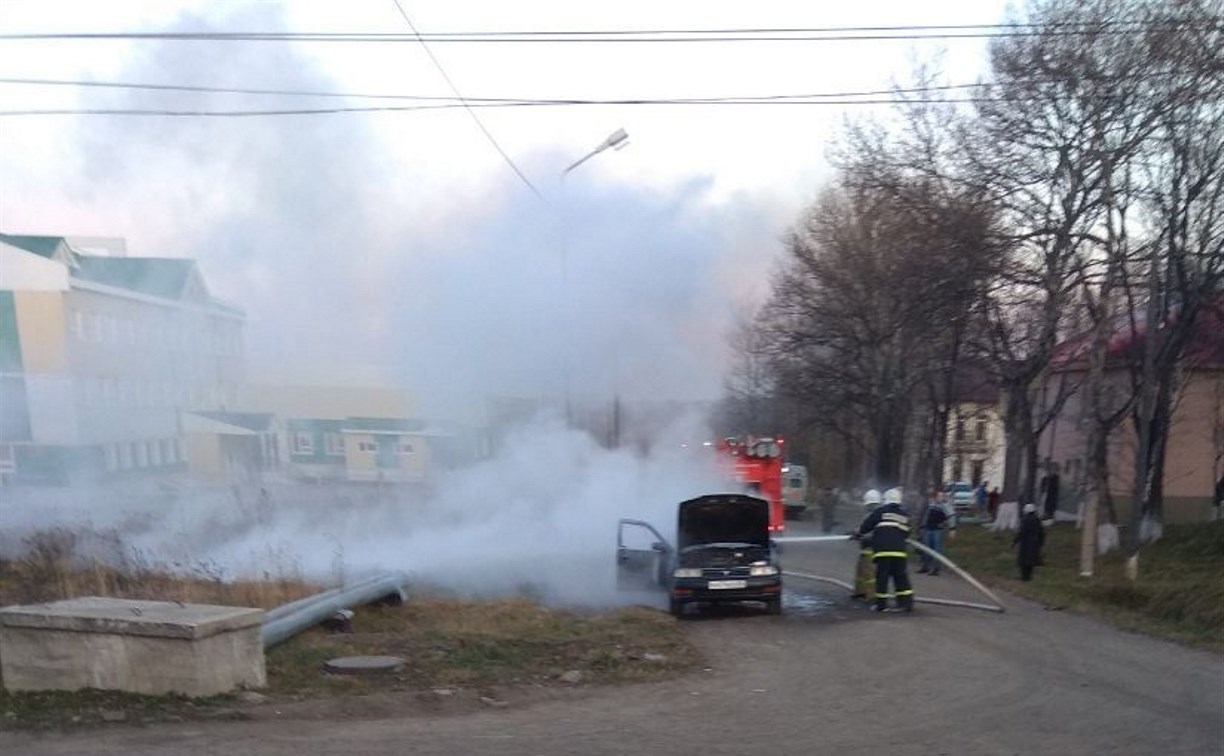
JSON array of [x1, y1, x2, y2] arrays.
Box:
[[3, 519, 1222, 756]]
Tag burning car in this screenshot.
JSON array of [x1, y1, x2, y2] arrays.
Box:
[[616, 494, 783, 617]]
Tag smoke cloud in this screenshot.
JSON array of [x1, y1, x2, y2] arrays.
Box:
[[0, 412, 734, 607], [0, 4, 785, 604]]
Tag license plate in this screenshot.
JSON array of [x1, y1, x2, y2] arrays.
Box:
[[708, 579, 747, 590]]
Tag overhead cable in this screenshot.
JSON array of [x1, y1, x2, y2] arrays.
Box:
[[0, 98, 1097, 117], [388, 0, 542, 200], [0, 20, 1212, 44]]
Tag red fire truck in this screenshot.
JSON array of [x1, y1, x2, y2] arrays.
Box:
[[714, 436, 786, 533]]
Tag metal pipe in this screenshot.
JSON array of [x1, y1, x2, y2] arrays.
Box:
[[262, 571, 409, 648], [264, 573, 392, 624]]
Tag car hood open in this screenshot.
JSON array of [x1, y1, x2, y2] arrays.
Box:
[[677, 494, 771, 551]]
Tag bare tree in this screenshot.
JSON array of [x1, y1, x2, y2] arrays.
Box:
[[960, 0, 1155, 507], [1124, 1, 1224, 573], [716, 310, 781, 436], [756, 157, 997, 490]]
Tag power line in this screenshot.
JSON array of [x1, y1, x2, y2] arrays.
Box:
[[0, 74, 1185, 112], [0, 20, 1211, 44], [0, 98, 1093, 118], [388, 0, 542, 201], [0, 76, 1001, 102]]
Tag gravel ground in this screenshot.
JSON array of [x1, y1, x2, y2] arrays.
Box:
[[3, 519, 1221, 756]]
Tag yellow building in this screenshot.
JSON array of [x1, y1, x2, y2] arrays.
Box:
[[285, 416, 434, 483]]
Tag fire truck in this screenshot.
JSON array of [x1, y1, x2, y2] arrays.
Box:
[[714, 436, 786, 533]]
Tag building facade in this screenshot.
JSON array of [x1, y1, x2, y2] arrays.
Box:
[[1038, 306, 1224, 523], [944, 400, 1006, 489], [1, 234, 244, 484], [286, 417, 433, 483]]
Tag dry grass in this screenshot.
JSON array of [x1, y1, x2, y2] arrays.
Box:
[[0, 529, 699, 731], [0, 527, 319, 609]]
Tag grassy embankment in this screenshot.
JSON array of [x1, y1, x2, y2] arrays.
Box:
[[0, 528, 696, 729], [945, 518, 1224, 653], [265, 597, 695, 694]]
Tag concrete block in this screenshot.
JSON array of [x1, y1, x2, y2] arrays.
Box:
[[0, 596, 265, 697]]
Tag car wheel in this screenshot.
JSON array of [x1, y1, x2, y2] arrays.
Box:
[[765, 597, 782, 616], [669, 598, 684, 618]]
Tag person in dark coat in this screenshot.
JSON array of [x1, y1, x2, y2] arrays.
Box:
[[918, 490, 951, 576], [987, 486, 1001, 519], [1014, 503, 1045, 581]]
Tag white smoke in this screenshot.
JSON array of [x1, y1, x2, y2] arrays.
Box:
[[0, 410, 733, 607]]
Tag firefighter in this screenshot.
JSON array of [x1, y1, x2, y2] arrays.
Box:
[[857, 486, 914, 612], [850, 489, 882, 600]]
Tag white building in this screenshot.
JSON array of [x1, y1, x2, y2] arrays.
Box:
[[1, 233, 244, 484]]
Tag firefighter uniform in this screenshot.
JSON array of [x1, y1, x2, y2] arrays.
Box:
[[853, 537, 876, 600], [851, 489, 882, 600], [856, 488, 914, 612]]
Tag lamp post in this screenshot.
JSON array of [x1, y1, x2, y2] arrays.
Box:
[[558, 128, 629, 431], [562, 128, 630, 178]]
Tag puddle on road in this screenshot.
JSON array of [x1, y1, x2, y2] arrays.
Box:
[[783, 589, 839, 615]]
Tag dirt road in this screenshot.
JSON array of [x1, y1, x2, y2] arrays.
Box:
[[3, 521, 1221, 755]]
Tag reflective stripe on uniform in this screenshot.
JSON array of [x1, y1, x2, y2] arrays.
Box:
[[872, 551, 908, 559], [877, 593, 895, 599], [896, 589, 914, 596], [876, 522, 910, 531]]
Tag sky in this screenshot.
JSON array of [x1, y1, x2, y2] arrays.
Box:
[[0, 0, 1013, 415]]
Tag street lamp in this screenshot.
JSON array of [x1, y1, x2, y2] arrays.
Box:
[[562, 128, 630, 177], [558, 128, 629, 432]]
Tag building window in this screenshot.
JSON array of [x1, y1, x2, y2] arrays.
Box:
[[292, 432, 314, 455], [971, 460, 985, 485], [953, 461, 964, 482], [975, 419, 987, 442], [324, 433, 345, 456], [954, 419, 966, 442], [358, 441, 377, 453], [133, 441, 147, 468], [119, 442, 132, 469], [398, 441, 415, 455]]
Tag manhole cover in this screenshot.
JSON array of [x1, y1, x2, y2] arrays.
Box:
[[323, 655, 406, 675]]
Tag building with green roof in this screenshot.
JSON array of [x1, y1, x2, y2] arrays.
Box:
[[1, 233, 246, 484]]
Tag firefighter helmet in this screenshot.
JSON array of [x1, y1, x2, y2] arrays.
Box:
[[884, 487, 904, 505], [863, 489, 882, 508]]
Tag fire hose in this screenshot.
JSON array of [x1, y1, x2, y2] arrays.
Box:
[[777, 535, 1005, 613]]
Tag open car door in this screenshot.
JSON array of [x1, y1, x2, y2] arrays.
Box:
[[616, 519, 672, 592]]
